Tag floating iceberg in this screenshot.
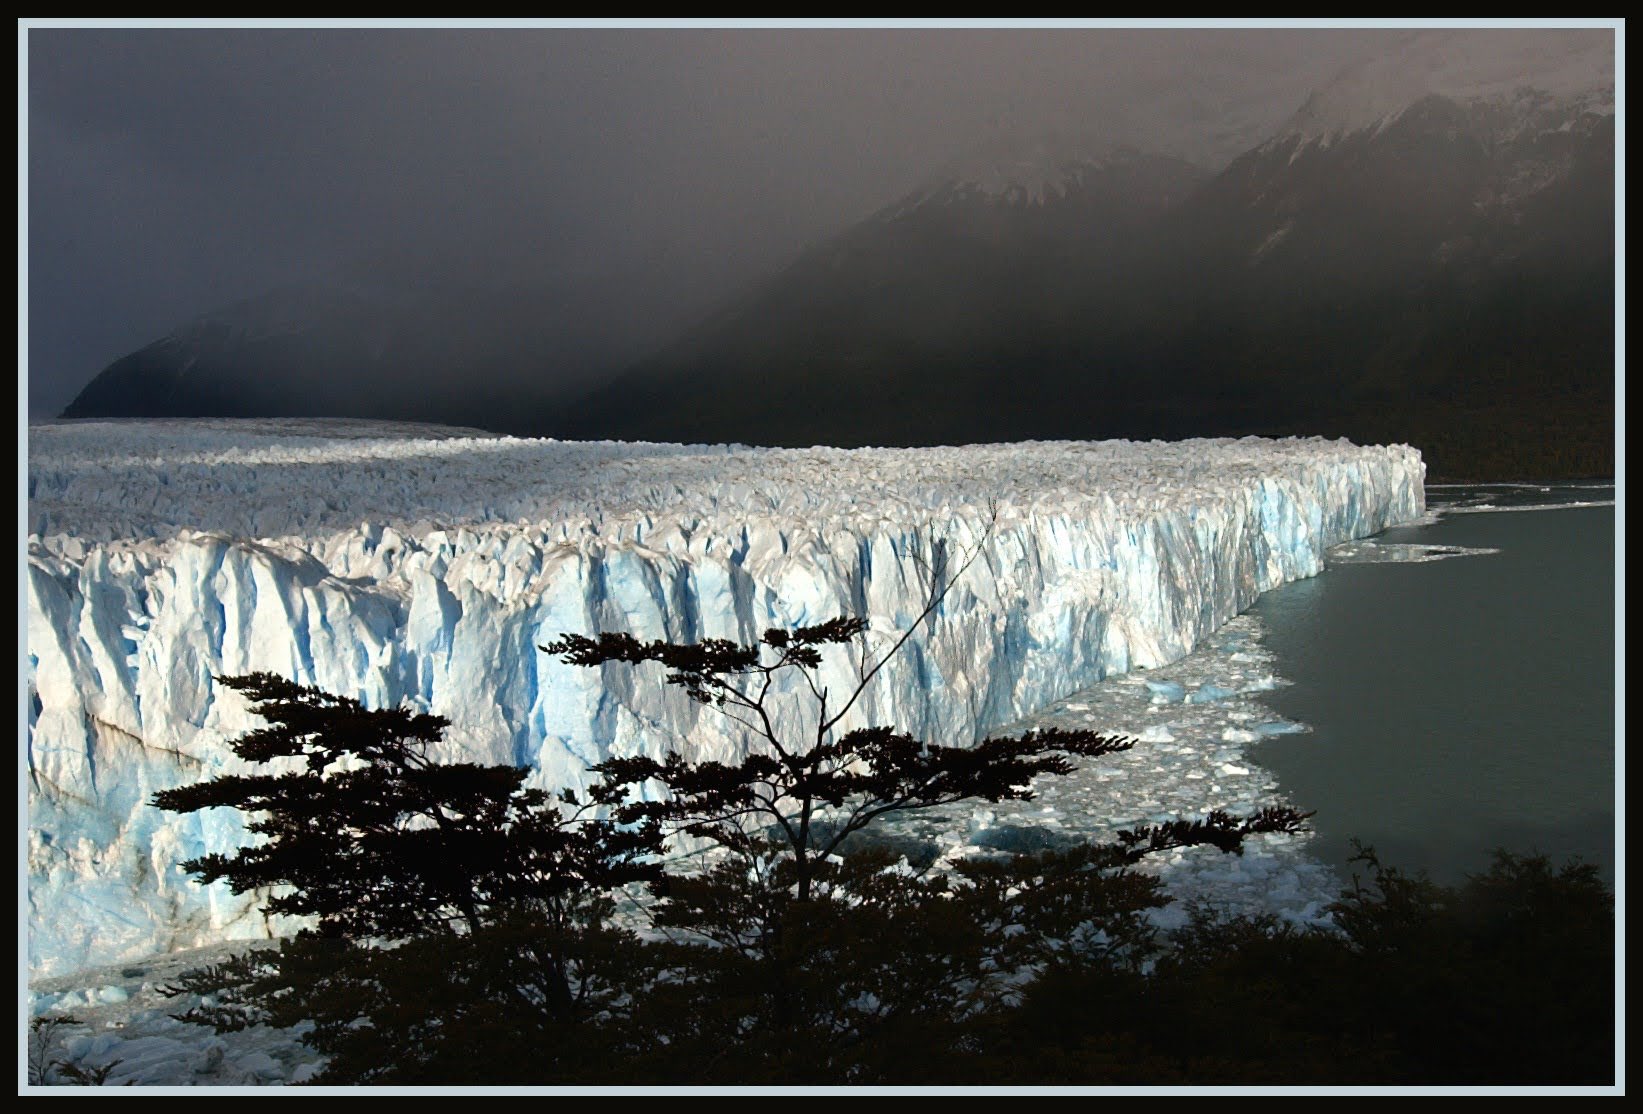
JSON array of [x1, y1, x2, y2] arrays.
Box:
[[1145, 680, 1188, 704], [26, 420, 1424, 977], [1187, 683, 1238, 705]]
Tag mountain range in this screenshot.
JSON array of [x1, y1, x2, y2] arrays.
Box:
[[59, 31, 1616, 479]]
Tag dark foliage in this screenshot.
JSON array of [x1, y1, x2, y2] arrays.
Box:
[[616, 845, 1168, 1084], [28, 1014, 125, 1087], [159, 912, 668, 1085], [151, 673, 661, 941], [144, 664, 1615, 1086], [543, 593, 1233, 904], [1115, 807, 1312, 861], [539, 549, 1317, 1083], [617, 812, 1321, 1086], [137, 546, 1618, 1088], [968, 847, 1616, 1086], [149, 672, 666, 1080]]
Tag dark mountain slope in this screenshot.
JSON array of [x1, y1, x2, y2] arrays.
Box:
[[562, 86, 1613, 478], [562, 148, 1213, 448], [59, 250, 668, 435]]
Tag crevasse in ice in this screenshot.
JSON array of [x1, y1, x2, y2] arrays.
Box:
[[25, 420, 1424, 977]]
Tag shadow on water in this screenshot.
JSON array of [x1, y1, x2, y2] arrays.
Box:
[[1249, 497, 1615, 886]]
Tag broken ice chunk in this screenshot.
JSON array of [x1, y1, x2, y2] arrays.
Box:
[[1145, 680, 1186, 703]]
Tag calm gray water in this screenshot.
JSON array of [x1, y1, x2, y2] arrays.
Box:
[[1249, 486, 1617, 885]]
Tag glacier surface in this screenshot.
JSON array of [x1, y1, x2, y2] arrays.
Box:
[[26, 419, 1424, 978]]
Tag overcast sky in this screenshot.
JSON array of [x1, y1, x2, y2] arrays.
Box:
[[21, 26, 1518, 417]]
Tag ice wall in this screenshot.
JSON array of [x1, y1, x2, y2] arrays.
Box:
[[26, 421, 1425, 977]]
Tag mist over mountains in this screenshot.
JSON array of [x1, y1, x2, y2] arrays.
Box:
[[58, 31, 1616, 478]]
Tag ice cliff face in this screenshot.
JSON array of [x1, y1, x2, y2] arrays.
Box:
[[26, 420, 1425, 977]]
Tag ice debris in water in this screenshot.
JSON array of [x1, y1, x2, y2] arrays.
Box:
[[1327, 540, 1500, 564], [873, 611, 1341, 934]]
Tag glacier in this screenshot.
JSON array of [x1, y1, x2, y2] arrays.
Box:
[[26, 419, 1425, 978]]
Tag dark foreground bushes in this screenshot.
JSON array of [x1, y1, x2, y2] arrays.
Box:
[[155, 842, 1614, 1086], [966, 847, 1615, 1086], [137, 592, 1614, 1087]]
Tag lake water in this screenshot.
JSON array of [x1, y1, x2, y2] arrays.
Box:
[[1249, 485, 1617, 885]]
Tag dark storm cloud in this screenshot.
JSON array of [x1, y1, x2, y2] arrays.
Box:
[[26, 27, 1387, 417]]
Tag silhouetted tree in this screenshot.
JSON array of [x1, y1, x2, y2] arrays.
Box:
[[28, 1014, 122, 1086], [541, 520, 1312, 1076], [149, 523, 1313, 1084], [547, 618, 1173, 901], [152, 672, 661, 942], [150, 672, 665, 1074], [545, 509, 1309, 898]]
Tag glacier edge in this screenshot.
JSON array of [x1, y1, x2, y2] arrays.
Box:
[[26, 425, 1424, 978]]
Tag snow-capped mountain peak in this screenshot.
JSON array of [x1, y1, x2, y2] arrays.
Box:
[[890, 136, 1180, 215], [1280, 28, 1614, 143], [939, 137, 1131, 203]]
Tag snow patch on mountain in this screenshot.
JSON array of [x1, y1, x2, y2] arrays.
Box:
[[1279, 28, 1613, 143], [886, 137, 1186, 215]]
